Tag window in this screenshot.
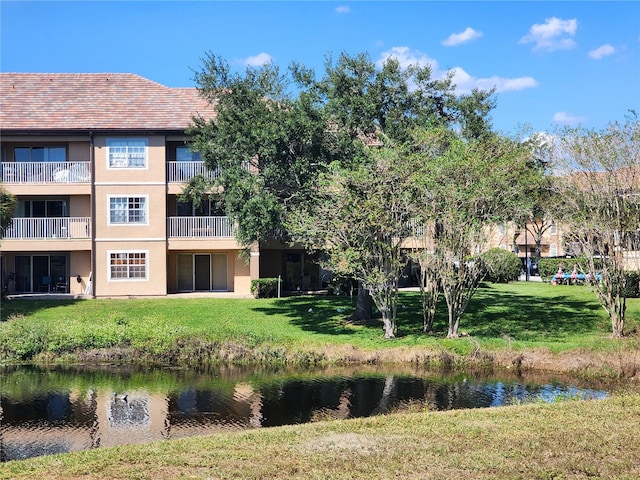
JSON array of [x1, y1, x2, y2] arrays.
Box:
[[176, 146, 200, 162], [107, 139, 147, 168], [550, 244, 558, 257], [19, 200, 67, 218], [109, 252, 147, 280], [550, 222, 558, 235], [109, 196, 147, 224], [176, 198, 223, 217], [15, 146, 66, 162]]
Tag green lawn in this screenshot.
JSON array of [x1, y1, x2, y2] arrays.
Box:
[[2, 283, 640, 478], [1, 281, 639, 366]]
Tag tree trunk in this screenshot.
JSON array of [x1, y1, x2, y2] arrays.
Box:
[[382, 315, 396, 338], [447, 307, 460, 338], [611, 309, 624, 338], [351, 282, 372, 321], [417, 259, 439, 334]]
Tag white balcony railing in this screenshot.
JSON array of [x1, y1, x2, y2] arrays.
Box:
[[2, 217, 92, 240], [167, 161, 219, 183], [0, 162, 91, 184], [168, 216, 235, 238]]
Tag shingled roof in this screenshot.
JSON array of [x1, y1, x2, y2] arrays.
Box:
[[0, 73, 217, 132]]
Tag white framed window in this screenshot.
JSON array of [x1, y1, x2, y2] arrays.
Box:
[[550, 222, 558, 235], [550, 243, 558, 257], [109, 251, 148, 280], [107, 138, 147, 168], [108, 195, 148, 224]]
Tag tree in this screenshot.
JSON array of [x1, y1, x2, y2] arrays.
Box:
[[0, 186, 16, 237], [513, 132, 557, 262], [411, 129, 533, 338], [187, 53, 336, 246], [552, 118, 640, 337], [188, 51, 497, 336], [289, 145, 418, 338], [295, 53, 496, 328], [409, 227, 441, 334]]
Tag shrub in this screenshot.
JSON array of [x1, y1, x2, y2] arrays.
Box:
[[479, 248, 522, 283], [622, 271, 640, 298], [538, 257, 566, 282], [251, 278, 279, 298]]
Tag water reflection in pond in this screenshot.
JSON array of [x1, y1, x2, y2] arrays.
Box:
[[0, 364, 618, 462]]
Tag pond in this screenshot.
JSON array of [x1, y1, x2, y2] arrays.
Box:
[[0, 364, 619, 462]]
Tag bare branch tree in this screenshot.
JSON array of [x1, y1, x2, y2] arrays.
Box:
[[552, 118, 640, 337]]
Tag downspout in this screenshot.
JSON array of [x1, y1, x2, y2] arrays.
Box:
[[90, 132, 97, 298]]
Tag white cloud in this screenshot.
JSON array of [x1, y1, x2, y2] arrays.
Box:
[[553, 111, 587, 125], [376, 46, 439, 71], [520, 17, 578, 52], [442, 27, 483, 46], [241, 53, 273, 66], [377, 47, 537, 94], [335, 5, 350, 14], [589, 44, 616, 59]]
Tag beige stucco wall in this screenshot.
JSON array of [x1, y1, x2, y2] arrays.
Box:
[[93, 184, 167, 239], [69, 250, 91, 295], [92, 136, 167, 184], [94, 240, 167, 296], [69, 195, 91, 217]]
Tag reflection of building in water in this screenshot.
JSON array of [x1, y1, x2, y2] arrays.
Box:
[[163, 383, 263, 439], [0, 389, 98, 461], [107, 396, 150, 428], [3, 374, 525, 462], [95, 391, 167, 448]]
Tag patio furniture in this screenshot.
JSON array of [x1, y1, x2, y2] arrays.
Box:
[[39, 276, 52, 292]]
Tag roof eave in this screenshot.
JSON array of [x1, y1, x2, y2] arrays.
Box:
[[0, 128, 190, 137]]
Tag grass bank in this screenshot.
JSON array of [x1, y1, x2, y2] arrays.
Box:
[[2, 282, 639, 376], [2, 393, 639, 479]]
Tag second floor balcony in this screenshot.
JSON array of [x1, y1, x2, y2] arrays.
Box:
[[168, 216, 235, 238], [1, 162, 91, 184], [2, 217, 92, 240], [167, 161, 219, 184]]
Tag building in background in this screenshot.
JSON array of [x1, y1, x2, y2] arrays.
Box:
[[0, 73, 272, 296]]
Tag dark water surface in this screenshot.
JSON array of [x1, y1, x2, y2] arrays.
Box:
[[0, 364, 618, 462]]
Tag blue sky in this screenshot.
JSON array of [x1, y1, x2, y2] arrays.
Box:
[[2, 1, 639, 135]]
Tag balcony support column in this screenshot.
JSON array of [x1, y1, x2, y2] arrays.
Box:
[[249, 243, 260, 281]]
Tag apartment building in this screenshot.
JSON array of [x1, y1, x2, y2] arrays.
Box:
[[0, 73, 309, 297]]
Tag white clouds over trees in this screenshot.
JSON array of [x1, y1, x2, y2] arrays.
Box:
[[553, 111, 587, 125], [377, 47, 537, 94], [241, 53, 273, 66]]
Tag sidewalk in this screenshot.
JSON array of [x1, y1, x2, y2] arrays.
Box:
[[519, 274, 543, 282]]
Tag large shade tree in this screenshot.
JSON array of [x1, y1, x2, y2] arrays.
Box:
[[552, 118, 640, 337], [186, 54, 337, 246], [187, 51, 496, 245], [187, 52, 496, 331]]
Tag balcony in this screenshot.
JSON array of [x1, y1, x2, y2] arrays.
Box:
[[168, 216, 235, 238], [2, 217, 92, 240], [167, 161, 219, 184], [1, 162, 91, 184]]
